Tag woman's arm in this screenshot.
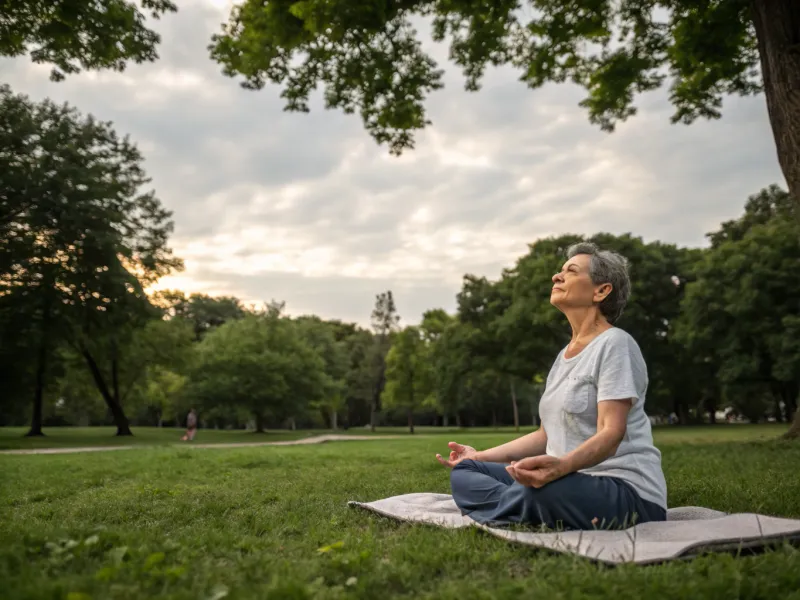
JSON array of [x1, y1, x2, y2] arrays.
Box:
[[507, 399, 630, 487], [559, 399, 630, 473], [475, 426, 548, 463]]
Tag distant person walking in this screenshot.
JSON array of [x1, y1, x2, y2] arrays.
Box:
[[181, 409, 198, 441]]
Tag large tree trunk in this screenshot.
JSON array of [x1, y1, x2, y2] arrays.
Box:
[[787, 411, 800, 439], [26, 321, 51, 437], [751, 0, 800, 205], [752, 0, 800, 439], [706, 392, 717, 424], [81, 346, 132, 436], [331, 410, 338, 430], [370, 364, 385, 433], [510, 379, 520, 432], [254, 412, 265, 433], [407, 408, 414, 434]]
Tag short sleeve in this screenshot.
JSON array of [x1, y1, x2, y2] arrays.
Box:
[[596, 333, 646, 404]]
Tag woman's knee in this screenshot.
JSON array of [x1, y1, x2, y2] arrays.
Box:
[[452, 459, 479, 472], [449, 459, 478, 487]]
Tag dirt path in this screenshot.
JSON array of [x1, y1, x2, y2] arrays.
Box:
[[0, 434, 404, 456]]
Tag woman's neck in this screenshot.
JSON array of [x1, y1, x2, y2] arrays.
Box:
[[566, 308, 612, 345]]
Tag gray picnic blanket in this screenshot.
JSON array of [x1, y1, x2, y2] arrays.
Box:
[[348, 493, 800, 565]]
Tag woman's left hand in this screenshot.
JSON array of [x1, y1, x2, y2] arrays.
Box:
[[505, 455, 568, 488]]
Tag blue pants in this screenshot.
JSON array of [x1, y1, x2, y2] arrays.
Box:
[[450, 459, 666, 530]]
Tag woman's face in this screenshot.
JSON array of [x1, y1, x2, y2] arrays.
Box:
[[550, 254, 610, 312]]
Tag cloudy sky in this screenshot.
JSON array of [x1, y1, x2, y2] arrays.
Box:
[[1, 0, 785, 326]]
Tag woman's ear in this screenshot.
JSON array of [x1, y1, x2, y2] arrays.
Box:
[[594, 283, 613, 303]]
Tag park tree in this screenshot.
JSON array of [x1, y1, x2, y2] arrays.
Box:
[[294, 315, 350, 429], [0, 86, 182, 436], [210, 1, 800, 212], [154, 291, 248, 341], [383, 326, 430, 433], [143, 367, 188, 427], [52, 352, 108, 427], [187, 312, 327, 433], [340, 327, 377, 427], [677, 186, 800, 436], [0, 296, 45, 427], [1, 0, 177, 81], [457, 241, 571, 430], [368, 290, 400, 431], [426, 319, 479, 427]]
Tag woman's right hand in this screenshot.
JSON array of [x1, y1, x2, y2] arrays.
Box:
[[436, 442, 478, 468]]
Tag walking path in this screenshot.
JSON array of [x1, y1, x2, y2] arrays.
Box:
[[0, 434, 404, 456]]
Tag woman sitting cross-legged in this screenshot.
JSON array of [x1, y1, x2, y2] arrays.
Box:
[[436, 243, 667, 531]]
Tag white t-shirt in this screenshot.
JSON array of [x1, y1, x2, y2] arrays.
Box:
[[538, 327, 668, 509]]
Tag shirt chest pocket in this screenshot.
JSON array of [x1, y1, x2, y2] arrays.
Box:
[[563, 375, 597, 414]]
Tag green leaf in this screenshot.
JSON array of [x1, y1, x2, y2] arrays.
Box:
[[108, 546, 129, 565], [143, 552, 166, 570], [317, 540, 345, 553], [94, 566, 117, 582], [288, 2, 309, 20]]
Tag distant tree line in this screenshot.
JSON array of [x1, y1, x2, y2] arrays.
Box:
[[1, 88, 799, 439]]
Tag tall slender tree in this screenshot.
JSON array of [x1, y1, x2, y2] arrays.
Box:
[[0, 86, 181, 436], [368, 291, 400, 431]]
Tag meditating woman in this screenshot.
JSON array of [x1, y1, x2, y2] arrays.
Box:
[[436, 242, 667, 530]]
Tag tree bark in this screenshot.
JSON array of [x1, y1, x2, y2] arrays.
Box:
[[254, 412, 265, 433], [751, 0, 800, 439], [751, 0, 800, 206], [80, 346, 132, 436], [26, 318, 50, 437], [407, 408, 414, 434], [443, 414, 449, 427], [706, 393, 717, 424], [331, 410, 338, 430], [510, 379, 520, 432]]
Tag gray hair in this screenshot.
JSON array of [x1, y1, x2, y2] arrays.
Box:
[[566, 242, 631, 324]]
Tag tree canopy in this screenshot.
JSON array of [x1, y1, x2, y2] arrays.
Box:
[[1, 0, 178, 81], [186, 311, 327, 432], [209, 0, 800, 210], [0, 85, 181, 435]]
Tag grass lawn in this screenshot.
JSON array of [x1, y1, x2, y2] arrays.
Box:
[[0, 423, 789, 451], [1, 426, 799, 599], [0, 427, 334, 450]]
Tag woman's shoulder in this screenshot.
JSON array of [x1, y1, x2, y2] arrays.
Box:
[[598, 327, 644, 355]]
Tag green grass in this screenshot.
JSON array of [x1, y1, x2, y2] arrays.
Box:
[[0, 423, 790, 451], [1, 426, 799, 599], [0, 427, 331, 450]]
